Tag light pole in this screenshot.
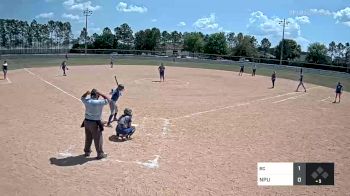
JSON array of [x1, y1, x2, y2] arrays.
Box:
[[278, 19, 289, 65], [83, 9, 92, 54]]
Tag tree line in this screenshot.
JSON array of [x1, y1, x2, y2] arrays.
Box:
[[75, 23, 349, 67], [0, 18, 348, 68], [0, 19, 72, 49]]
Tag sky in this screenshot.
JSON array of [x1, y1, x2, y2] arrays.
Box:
[[0, 0, 349, 51]]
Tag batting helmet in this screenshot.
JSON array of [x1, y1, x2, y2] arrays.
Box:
[[118, 84, 125, 90]]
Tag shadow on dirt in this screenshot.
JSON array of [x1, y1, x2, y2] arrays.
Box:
[[49, 155, 96, 166]]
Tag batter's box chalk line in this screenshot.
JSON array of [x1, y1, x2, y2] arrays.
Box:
[[58, 145, 76, 158], [138, 117, 172, 136], [0, 77, 12, 85], [320, 96, 331, 102], [134, 78, 190, 86], [115, 155, 160, 169]]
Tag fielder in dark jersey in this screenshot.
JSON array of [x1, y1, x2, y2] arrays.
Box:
[[106, 84, 124, 127], [61, 61, 68, 76], [333, 82, 343, 103], [271, 71, 276, 88], [296, 68, 306, 92], [110, 55, 114, 68], [252, 64, 257, 76], [158, 63, 165, 82], [2, 61, 8, 79], [116, 108, 135, 140], [239, 64, 244, 76]]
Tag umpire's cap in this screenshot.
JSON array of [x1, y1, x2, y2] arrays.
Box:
[[90, 88, 98, 98], [124, 108, 132, 116]]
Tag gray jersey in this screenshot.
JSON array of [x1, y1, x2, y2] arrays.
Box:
[[117, 115, 132, 130]]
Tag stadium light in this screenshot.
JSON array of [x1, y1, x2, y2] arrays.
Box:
[[83, 9, 93, 54], [278, 19, 290, 65]]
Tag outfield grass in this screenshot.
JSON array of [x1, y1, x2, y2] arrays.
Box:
[[2, 54, 349, 91]]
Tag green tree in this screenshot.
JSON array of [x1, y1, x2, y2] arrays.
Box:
[[48, 20, 56, 48], [160, 31, 171, 50], [93, 27, 115, 49], [204, 32, 228, 55], [134, 30, 144, 50], [231, 33, 258, 57], [114, 23, 134, 49], [328, 41, 337, 63], [134, 28, 161, 50], [337, 43, 345, 59], [345, 42, 350, 61], [30, 20, 40, 48], [305, 43, 329, 64], [79, 27, 90, 45], [54, 21, 65, 48], [346, 42, 350, 72], [62, 22, 72, 48], [183, 32, 204, 53], [260, 38, 271, 55], [226, 32, 235, 48], [170, 31, 182, 50], [275, 39, 301, 60], [0, 20, 8, 48]]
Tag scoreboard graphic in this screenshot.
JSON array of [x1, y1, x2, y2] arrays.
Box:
[[257, 162, 334, 186]]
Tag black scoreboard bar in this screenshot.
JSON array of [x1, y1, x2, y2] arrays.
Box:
[[258, 162, 334, 186]]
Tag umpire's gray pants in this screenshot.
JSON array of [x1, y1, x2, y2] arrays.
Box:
[[84, 120, 104, 156]]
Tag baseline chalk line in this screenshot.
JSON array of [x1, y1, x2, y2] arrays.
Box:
[[24, 68, 81, 102], [114, 155, 160, 169], [170, 86, 322, 120], [272, 93, 308, 104]]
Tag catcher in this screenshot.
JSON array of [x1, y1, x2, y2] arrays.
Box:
[[116, 108, 136, 140]]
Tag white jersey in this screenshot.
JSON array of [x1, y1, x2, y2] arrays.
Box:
[[3, 63, 8, 67]]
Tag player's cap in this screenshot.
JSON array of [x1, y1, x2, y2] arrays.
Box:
[[118, 84, 125, 90], [124, 108, 132, 116]]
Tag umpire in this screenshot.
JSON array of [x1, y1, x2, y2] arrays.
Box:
[[81, 89, 110, 160]]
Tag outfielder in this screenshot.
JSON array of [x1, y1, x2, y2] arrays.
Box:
[[296, 68, 306, 92], [333, 82, 343, 103], [61, 61, 68, 76], [2, 60, 8, 79], [158, 63, 165, 82]]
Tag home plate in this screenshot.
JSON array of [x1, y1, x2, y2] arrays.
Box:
[[132, 124, 139, 127]]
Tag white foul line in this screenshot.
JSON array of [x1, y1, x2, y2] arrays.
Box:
[[272, 93, 308, 104], [24, 68, 81, 102], [170, 86, 321, 120]]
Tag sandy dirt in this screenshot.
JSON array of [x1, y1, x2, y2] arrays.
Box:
[[0, 65, 349, 196]]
